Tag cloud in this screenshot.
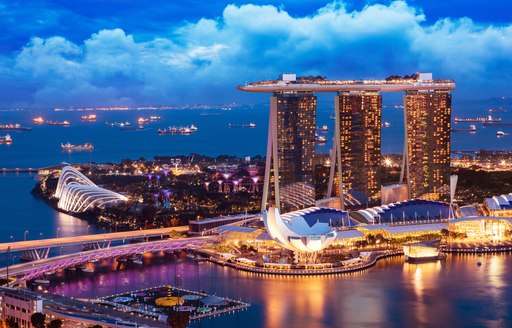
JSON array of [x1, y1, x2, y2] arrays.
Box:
[[1, 1, 511, 107]]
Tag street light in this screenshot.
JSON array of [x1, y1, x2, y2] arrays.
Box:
[[57, 227, 60, 238], [24, 230, 28, 241], [87, 225, 90, 235]]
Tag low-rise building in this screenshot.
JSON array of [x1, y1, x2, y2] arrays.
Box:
[[0, 287, 43, 328], [450, 217, 512, 241]]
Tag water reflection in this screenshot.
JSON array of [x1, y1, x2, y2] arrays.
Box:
[[43, 254, 512, 327]]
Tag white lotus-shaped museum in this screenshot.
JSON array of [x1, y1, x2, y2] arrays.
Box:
[[263, 207, 337, 252]]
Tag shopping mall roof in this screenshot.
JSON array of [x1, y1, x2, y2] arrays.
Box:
[[218, 226, 258, 234], [358, 223, 448, 235], [450, 216, 512, 224], [335, 230, 365, 239]]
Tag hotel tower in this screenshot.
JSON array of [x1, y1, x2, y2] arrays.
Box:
[[264, 90, 317, 212], [401, 90, 452, 201], [237, 73, 455, 212], [332, 92, 382, 206]]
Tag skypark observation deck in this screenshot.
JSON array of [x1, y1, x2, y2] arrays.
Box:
[[236, 78, 455, 93]]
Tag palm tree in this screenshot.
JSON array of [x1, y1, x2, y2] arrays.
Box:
[[30, 312, 45, 328]]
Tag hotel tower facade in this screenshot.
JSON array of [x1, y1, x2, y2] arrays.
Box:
[[264, 91, 317, 212], [402, 90, 452, 201]]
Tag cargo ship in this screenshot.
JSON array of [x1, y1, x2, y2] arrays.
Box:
[[317, 124, 329, 132], [106, 121, 131, 128], [81, 114, 97, 121], [403, 239, 445, 262], [228, 123, 255, 128], [0, 134, 12, 144], [33, 117, 44, 124], [61, 142, 94, 150], [0, 124, 32, 131], [454, 115, 501, 123], [483, 122, 512, 127], [451, 124, 477, 133], [46, 120, 70, 126], [315, 134, 327, 144], [157, 126, 193, 135]]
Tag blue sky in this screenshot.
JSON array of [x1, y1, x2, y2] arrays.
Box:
[[0, 0, 510, 107]]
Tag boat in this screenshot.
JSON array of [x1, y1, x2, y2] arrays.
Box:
[[451, 124, 477, 133], [133, 259, 143, 265], [382, 122, 391, 128], [46, 120, 70, 126], [61, 142, 94, 150], [0, 124, 32, 131], [33, 117, 44, 124], [228, 123, 255, 128], [81, 114, 97, 121], [190, 124, 199, 131], [315, 134, 327, 144], [454, 115, 501, 123], [137, 117, 149, 124], [489, 108, 507, 113], [403, 239, 445, 262], [106, 121, 131, 128], [496, 131, 508, 137], [120, 125, 144, 131], [34, 279, 50, 285], [483, 122, 512, 126], [186, 253, 195, 260], [0, 134, 13, 144], [82, 268, 94, 274], [149, 116, 161, 121], [158, 126, 193, 135], [317, 125, 329, 132]]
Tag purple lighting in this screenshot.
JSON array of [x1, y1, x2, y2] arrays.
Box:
[[163, 170, 169, 177]]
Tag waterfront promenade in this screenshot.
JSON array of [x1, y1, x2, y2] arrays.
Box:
[[203, 249, 404, 275]]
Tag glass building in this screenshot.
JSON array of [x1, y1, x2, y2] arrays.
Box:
[[272, 92, 316, 212], [337, 92, 382, 206], [404, 90, 451, 201]]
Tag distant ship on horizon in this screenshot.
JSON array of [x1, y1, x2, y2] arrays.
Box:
[[228, 123, 255, 128], [0, 134, 12, 144], [454, 115, 501, 123], [0, 124, 32, 131], [61, 142, 94, 150]]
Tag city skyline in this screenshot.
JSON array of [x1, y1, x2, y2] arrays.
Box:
[[0, 0, 510, 107]]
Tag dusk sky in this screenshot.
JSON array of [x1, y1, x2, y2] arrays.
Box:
[[0, 0, 510, 107]]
